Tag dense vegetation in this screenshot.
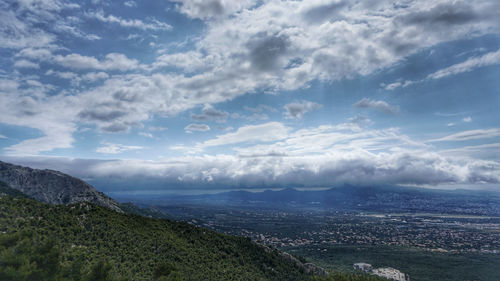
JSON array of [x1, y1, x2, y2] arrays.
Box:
[[0, 186, 384, 281]]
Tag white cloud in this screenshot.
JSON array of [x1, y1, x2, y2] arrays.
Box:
[[88, 10, 172, 31], [383, 82, 402, 91], [428, 49, 500, 80], [45, 70, 77, 80], [149, 126, 167, 132], [96, 142, 143, 154], [152, 51, 206, 72], [52, 22, 101, 41], [0, 134, 7, 139], [354, 98, 399, 114], [14, 59, 40, 69], [439, 143, 500, 162], [232, 124, 426, 158], [3, 120, 500, 188], [429, 128, 500, 142], [463, 116, 472, 122], [4, 142, 499, 189], [16, 47, 54, 60], [174, 0, 257, 19], [184, 123, 210, 133], [284, 100, 322, 119], [0, 0, 98, 51], [383, 80, 414, 90], [2, 0, 500, 158], [199, 122, 289, 148], [44, 70, 109, 86], [124, 1, 137, 8], [93, 122, 496, 186], [82, 72, 110, 82], [139, 132, 153, 138], [54, 53, 139, 71], [386, 48, 500, 90], [5, 129, 74, 156], [0, 79, 19, 92], [0, 10, 55, 49], [0, 78, 76, 156], [143, 0, 500, 117], [15, 0, 78, 15]]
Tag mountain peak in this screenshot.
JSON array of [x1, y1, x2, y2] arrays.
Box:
[[0, 161, 121, 212]]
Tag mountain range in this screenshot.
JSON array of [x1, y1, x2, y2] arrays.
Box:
[[118, 185, 500, 215]]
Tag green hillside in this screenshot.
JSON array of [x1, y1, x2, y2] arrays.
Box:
[[0, 186, 383, 281]]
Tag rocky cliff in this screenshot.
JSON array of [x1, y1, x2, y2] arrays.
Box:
[[0, 161, 121, 212]]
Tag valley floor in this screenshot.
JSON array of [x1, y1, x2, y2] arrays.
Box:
[[152, 204, 500, 281]]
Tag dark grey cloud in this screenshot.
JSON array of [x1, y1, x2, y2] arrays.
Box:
[[101, 123, 130, 133], [78, 108, 127, 122], [191, 106, 229, 122], [247, 33, 290, 71], [384, 1, 498, 57], [112, 90, 142, 103], [302, 1, 346, 24], [16, 98, 39, 117], [380, 31, 419, 56], [284, 100, 322, 119], [184, 123, 210, 133], [398, 2, 477, 27], [174, 0, 254, 20], [354, 98, 399, 115], [244, 104, 276, 113], [77, 88, 146, 133], [177, 0, 224, 18]]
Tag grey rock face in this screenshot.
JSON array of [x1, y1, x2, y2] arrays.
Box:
[[0, 161, 121, 212], [278, 251, 327, 276]]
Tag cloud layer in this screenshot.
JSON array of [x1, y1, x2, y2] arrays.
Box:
[[1, 0, 500, 155], [0, 0, 499, 192]]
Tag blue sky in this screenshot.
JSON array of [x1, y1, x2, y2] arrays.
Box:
[[0, 0, 499, 194]]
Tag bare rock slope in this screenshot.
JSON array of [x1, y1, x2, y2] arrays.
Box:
[[0, 161, 121, 212]]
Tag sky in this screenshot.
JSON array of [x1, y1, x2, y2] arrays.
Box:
[[0, 0, 499, 195]]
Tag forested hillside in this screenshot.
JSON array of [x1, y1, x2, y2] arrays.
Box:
[[0, 184, 383, 281]]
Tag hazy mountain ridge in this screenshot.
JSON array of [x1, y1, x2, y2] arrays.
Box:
[[122, 185, 500, 215], [0, 161, 121, 212]]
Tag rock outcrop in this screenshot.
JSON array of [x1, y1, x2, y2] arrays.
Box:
[[0, 161, 121, 212], [279, 251, 328, 276]]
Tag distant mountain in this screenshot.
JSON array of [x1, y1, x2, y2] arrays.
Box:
[[125, 185, 500, 215], [0, 160, 121, 212]]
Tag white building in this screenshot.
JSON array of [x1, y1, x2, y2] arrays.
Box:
[[353, 263, 373, 272], [372, 267, 410, 281]]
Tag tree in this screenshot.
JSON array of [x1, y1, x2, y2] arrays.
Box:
[[87, 260, 113, 281]]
